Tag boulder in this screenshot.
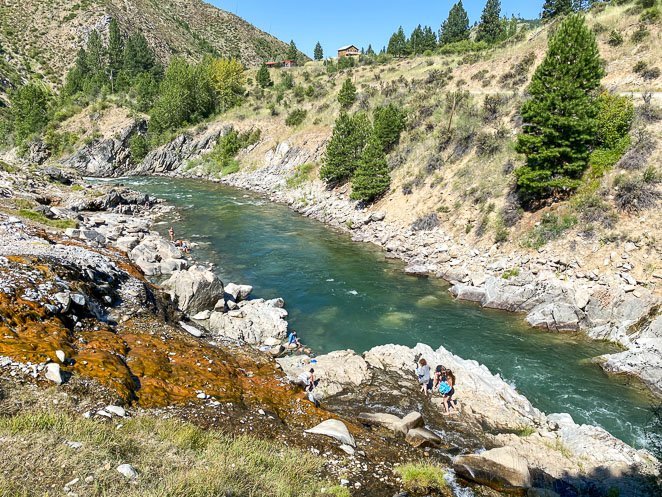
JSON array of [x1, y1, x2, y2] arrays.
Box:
[[116, 464, 138, 480], [45, 363, 63, 384], [277, 350, 372, 399], [224, 283, 253, 302], [115, 236, 140, 253], [397, 412, 424, 435], [207, 299, 288, 345], [162, 266, 224, 314], [405, 427, 442, 448], [526, 303, 581, 332], [357, 412, 403, 432], [453, 446, 531, 491], [305, 419, 356, 447], [179, 321, 204, 338]]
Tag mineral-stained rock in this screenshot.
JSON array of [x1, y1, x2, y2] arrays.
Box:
[[453, 446, 531, 491]]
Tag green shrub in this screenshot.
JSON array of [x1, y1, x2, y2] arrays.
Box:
[[320, 112, 371, 184], [286, 163, 315, 188], [640, 7, 660, 22], [502, 267, 520, 279], [395, 462, 446, 494], [129, 134, 149, 162], [10, 83, 50, 143], [607, 30, 624, 47], [285, 108, 307, 127], [206, 128, 261, 175], [338, 78, 357, 109], [631, 26, 650, 43], [596, 92, 634, 149], [43, 129, 78, 157], [588, 136, 631, 178], [524, 213, 577, 249], [373, 103, 407, 153]]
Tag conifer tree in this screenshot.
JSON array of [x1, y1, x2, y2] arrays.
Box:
[[256, 64, 273, 88], [63, 48, 89, 95], [85, 30, 107, 81], [287, 40, 298, 62], [320, 112, 371, 184], [314, 42, 323, 61], [373, 104, 407, 153], [123, 33, 159, 78], [515, 15, 604, 202], [476, 0, 504, 43], [422, 26, 438, 51], [541, 0, 574, 20], [387, 27, 408, 57], [338, 77, 357, 109], [409, 25, 425, 55], [366, 44, 375, 56], [10, 83, 50, 143], [351, 135, 391, 202], [107, 19, 124, 80], [439, 1, 470, 45]]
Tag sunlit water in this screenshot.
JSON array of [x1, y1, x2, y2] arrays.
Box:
[[112, 177, 656, 447]]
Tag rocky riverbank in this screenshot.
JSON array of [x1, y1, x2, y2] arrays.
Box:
[[65, 121, 661, 400]]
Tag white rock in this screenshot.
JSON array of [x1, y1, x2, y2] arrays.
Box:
[[106, 405, 126, 417], [305, 419, 356, 447], [179, 321, 204, 338], [55, 350, 66, 363], [45, 363, 62, 384], [116, 464, 138, 480], [192, 310, 211, 320]]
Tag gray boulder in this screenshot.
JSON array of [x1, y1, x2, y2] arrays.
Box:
[[405, 427, 442, 448], [207, 298, 288, 345], [453, 446, 531, 491], [162, 266, 224, 314]]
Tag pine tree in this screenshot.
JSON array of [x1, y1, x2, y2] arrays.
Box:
[[387, 27, 408, 57], [314, 42, 323, 61], [366, 44, 375, 56], [123, 33, 158, 78], [542, 0, 574, 20], [63, 48, 89, 95], [476, 0, 505, 43], [515, 14, 604, 202], [287, 40, 298, 62], [351, 135, 391, 202], [107, 18, 124, 82], [373, 104, 407, 153], [256, 64, 273, 88], [10, 83, 50, 143], [422, 26, 438, 51], [338, 78, 357, 109], [439, 1, 470, 45], [85, 30, 106, 80], [409, 25, 425, 55], [320, 112, 371, 184]]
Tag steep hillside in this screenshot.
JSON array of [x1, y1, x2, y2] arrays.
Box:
[[0, 0, 301, 101]]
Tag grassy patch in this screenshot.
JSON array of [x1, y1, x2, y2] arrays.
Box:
[[286, 163, 315, 189], [395, 462, 447, 494], [523, 213, 577, 249], [16, 209, 78, 229], [0, 410, 327, 497], [502, 267, 520, 279]]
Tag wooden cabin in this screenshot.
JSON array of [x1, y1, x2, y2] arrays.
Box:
[[337, 45, 360, 59]]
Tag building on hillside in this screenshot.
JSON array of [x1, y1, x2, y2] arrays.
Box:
[[282, 59, 296, 68], [265, 60, 297, 68], [337, 45, 360, 59], [265, 61, 279, 68]]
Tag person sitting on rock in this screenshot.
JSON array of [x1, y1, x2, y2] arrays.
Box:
[[297, 368, 315, 393], [287, 330, 301, 349], [415, 358, 431, 396]]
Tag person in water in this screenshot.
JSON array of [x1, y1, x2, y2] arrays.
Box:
[[287, 330, 301, 349], [415, 358, 431, 396], [168, 226, 175, 242]]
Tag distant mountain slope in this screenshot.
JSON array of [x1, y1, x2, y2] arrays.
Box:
[[0, 0, 302, 101]]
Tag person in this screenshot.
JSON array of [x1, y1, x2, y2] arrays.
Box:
[[297, 368, 315, 393], [415, 358, 431, 396], [168, 226, 175, 242], [439, 370, 458, 415], [432, 365, 444, 391], [287, 330, 301, 349]]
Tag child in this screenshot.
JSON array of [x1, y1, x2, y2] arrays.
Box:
[[415, 358, 431, 396]]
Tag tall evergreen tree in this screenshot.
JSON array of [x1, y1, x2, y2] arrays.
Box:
[[351, 135, 391, 202], [373, 104, 407, 153], [314, 42, 323, 61], [85, 30, 106, 79], [338, 77, 357, 109], [256, 64, 273, 88], [409, 25, 425, 55], [287, 40, 299, 62], [107, 18, 124, 79], [320, 112, 372, 184], [541, 0, 574, 20], [366, 44, 375, 56], [439, 1, 470, 45], [63, 48, 89, 95], [123, 33, 159, 77], [10, 83, 50, 143], [421, 26, 438, 51], [387, 27, 408, 57], [476, 0, 505, 43], [515, 15, 604, 202]]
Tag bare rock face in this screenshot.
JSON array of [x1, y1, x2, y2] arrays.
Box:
[[453, 446, 531, 491], [130, 235, 187, 276], [207, 298, 288, 345], [277, 350, 372, 399], [162, 266, 224, 315]]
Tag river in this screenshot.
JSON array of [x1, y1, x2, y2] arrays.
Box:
[[116, 176, 655, 448]]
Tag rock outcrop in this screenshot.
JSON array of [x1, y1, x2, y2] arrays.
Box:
[[205, 298, 288, 345], [162, 266, 224, 315], [454, 446, 532, 492]]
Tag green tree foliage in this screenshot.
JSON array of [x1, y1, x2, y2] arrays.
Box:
[[338, 78, 357, 109], [123, 33, 161, 79], [314, 42, 323, 61], [63, 48, 89, 96], [541, 0, 574, 20], [595, 92, 634, 149], [256, 64, 273, 88], [515, 15, 604, 202], [476, 0, 505, 43], [373, 104, 407, 153], [10, 83, 50, 143], [129, 133, 149, 162], [366, 44, 375, 56], [351, 135, 391, 202], [85, 30, 107, 90], [149, 58, 216, 134], [387, 27, 408, 57], [107, 18, 124, 79], [320, 112, 371, 184], [440, 1, 470, 45], [209, 58, 245, 112], [287, 40, 299, 62], [408, 25, 437, 55]]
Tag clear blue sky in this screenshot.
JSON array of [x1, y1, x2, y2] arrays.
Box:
[[210, 1, 544, 57]]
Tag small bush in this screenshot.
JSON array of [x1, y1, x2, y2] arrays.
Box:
[[642, 67, 660, 80], [640, 7, 660, 23], [524, 213, 577, 249], [482, 94, 506, 123], [615, 175, 660, 212], [638, 0, 656, 8], [395, 462, 446, 494], [631, 26, 650, 43], [411, 213, 439, 231], [574, 192, 617, 229], [285, 108, 307, 127], [608, 30, 624, 47], [129, 134, 149, 162], [618, 130, 656, 170], [633, 61, 648, 74], [502, 267, 520, 279], [475, 130, 504, 157], [286, 163, 315, 189]]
